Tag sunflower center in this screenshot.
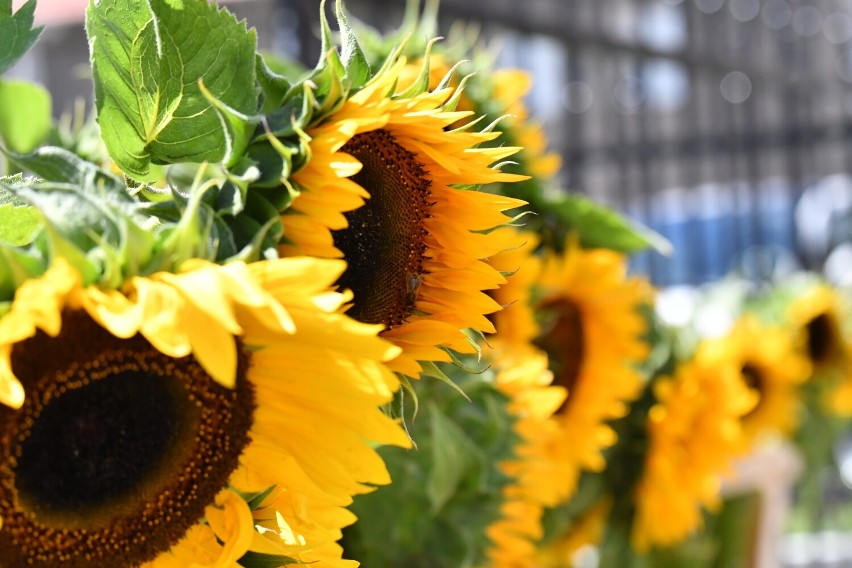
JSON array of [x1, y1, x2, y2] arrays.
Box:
[[15, 370, 182, 513], [333, 128, 432, 328], [741, 363, 764, 416], [0, 311, 255, 568], [534, 298, 584, 413], [806, 313, 834, 364]]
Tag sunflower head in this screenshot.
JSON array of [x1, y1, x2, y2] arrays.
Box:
[[721, 315, 810, 442], [0, 168, 410, 566], [527, 236, 651, 505], [788, 283, 848, 372], [275, 25, 529, 378], [632, 338, 757, 551]]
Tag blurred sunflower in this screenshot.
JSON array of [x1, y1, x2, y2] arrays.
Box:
[[533, 237, 650, 504], [724, 315, 810, 442], [0, 256, 409, 567], [632, 339, 757, 551], [788, 283, 852, 414], [281, 53, 526, 376], [789, 283, 848, 373], [485, 347, 566, 568]]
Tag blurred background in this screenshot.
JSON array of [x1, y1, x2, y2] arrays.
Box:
[[9, 0, 852, 565]]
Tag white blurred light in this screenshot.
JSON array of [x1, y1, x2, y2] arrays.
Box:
[[562, 81, 594, 113], [729, 0, 759, 22], [824, 12, 852, 44], [695, 0, 725, 15], [792, 5, 823, 37], [720, 71, 751, 103], [762, 0, 792, 30], [655, 286, 699, 327], [824, 243, 852, 287]]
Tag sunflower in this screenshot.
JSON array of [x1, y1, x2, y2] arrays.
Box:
[[632, 339, 757, 551], [482, 227, 573, 566], [0, 256, 409, 567], [722, 315, 810, 442], [484, 347, 566, 568], [787, 283, 852, 415], [280, 53, 527, 376], [788, 283, 848, 373], [531, 237, 650, 504]]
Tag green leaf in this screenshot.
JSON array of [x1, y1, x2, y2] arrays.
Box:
[[0, 174, 40, 246], [0, 0, 43, 75], [86, 0, 258, 178], [3, 145, 124, 193], [0, 79, 51, 153], [335, 0, 370, 88], [0, 203, 39, 245], [16, 183, 123, 283], [555, 194, 673, 255], [0, 243, 44, 301], [426, 401, 478, 514]]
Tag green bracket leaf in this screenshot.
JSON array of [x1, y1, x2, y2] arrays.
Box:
[[0, 79, 51, 153], [0, 203, 39, 246], [0, 173, 40, 246], [0, 0, 43, 76], [426, 400, 478, 514], [86, 0, 259, 178], [3, 145, 124, 193], [555, 194, 673, 255]]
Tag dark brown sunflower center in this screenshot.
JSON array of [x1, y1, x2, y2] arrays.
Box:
[[807, 313, 834, 364], [533, 298, 585, 413], [0, 311, 255, 568], [333, 128, 432, 328], [741, 363, 764, 417], [15, 370, 182, 513]]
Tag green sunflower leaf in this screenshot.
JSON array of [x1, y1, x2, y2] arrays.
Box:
[[15, 182, 124, 284], [86, 0, 259, 178], [0, 174, 40, 247], [335, 0, 370, 88], [0, 0, 43, 76], [427, 401, 479, 514], [0, 203, 40, 246], [555, 194, 673, 255], [0, 243, 44, 301], [0, 79, 51, 154], [3, 145, 124, 194]]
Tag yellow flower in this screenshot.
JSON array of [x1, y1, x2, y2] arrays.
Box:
[[533, 238, 650, 504], [0, 257, 409, 567], [724, 315, 810, 442], [400, 59, 560, 183], [485, 346, 566, 568], [281, 54, 526, 376], [632, 339, 757, 551], [789, 283, 848, 373], [787, 283, 852, 415]]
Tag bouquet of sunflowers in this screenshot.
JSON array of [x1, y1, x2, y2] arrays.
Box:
[[2, 1, 852, 567]]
